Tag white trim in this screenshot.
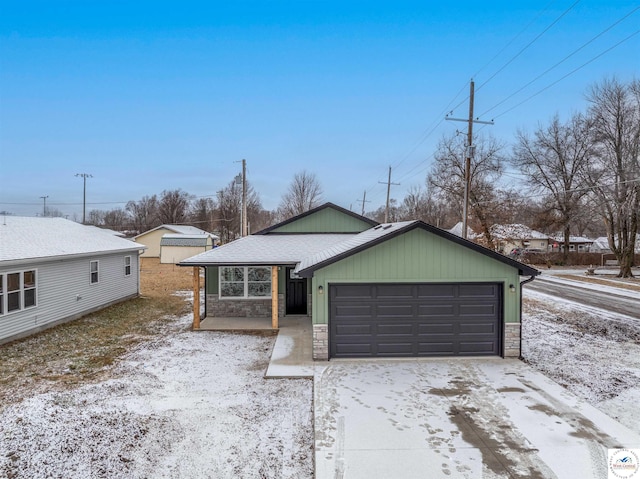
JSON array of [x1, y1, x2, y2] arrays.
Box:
[[90, 260, 99, 284], [219, 266, 272, 299], [0, 269, 38, 316]]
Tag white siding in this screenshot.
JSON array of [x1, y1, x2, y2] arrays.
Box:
[[0, 252, 140, 343]]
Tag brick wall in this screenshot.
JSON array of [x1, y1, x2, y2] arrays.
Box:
[[504, 323, 521, 357], [207, 293, 285, 319], [313, 324, 328, 360]]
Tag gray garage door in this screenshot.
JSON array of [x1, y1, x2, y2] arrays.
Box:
[[329, 283, 502, 358]]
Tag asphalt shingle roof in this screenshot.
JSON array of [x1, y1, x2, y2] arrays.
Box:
[[0, 216, 145, 264], [179, 234, 354, 266]]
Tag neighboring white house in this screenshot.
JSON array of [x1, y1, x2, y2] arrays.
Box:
[[159, 233, 217, 264], [134, 224, 218, 258], [0, 216, 146, 344], [549, 235, 594, 252], [490, 224, 549, 254]]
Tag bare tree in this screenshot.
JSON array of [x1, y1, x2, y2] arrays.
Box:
[[428, 133, 506, 248], [397, 185, 454, 227], [157, 189, 194, 225], [87, 209, 106, 226], [277, 171, 323, 220], [188, 197, 216, 232], [103, 208, 130, 230], [126, 195, 159, 234], [512, 113, 593, 261], [216, 179, 263, 243], [585, 77, 640, 277]]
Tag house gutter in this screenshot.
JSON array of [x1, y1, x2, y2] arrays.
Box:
[[518, 274, 538, 360]]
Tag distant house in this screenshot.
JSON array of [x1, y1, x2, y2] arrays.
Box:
[[160, 233, 217, 264], [549, 235, 594, 253], [134, 224, 219, 259], [0, 216, 146, 344], [491, 224, 549, 254]]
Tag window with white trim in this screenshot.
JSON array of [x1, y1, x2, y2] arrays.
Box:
[[124, 256, 132, 276], [219, 266, 271, 298], [90, 260, 99, 284], [0, 270, 37, 315]]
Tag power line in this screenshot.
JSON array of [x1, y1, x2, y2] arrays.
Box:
[[476, 0, 582, 92], [479, 5, 640, 118], [490, 29, 640, 121]]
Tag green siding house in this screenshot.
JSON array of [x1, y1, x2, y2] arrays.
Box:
[[180, 203, 539, 360]]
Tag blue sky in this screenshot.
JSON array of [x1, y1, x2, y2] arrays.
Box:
[[1, 1, 638, 219]]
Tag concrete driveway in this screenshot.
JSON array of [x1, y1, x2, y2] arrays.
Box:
[[313, 359, 640, 479]]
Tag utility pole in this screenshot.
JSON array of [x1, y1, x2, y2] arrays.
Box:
[[75, 173, 93, 224], [378, 166, 400, 223], [356, 190, 370, 216], [445, 79, 493, 239], [242, 159, 247, 237], [234, 160, 248, 237], [39, 195, 49, 217]]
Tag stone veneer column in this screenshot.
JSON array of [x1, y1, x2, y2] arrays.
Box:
[[313, 324, 329, 360], [504, 323, 521, 357]]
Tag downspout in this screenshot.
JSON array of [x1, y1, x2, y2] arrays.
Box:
[[518, 274, 537, 360]]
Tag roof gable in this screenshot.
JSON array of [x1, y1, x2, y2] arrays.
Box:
[[296, 221, 540, 277], [255, 203, 378, 235]]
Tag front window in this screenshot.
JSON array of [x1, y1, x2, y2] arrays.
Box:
[[220, 266, 272, 298], [0, 270, 37, 315], [90, 261, 99, 284]]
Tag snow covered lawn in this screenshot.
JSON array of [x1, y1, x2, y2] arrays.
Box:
[[0, 314, 313, 479], [522, 281, 640, 435]]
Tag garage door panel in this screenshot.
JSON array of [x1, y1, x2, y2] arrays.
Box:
[[376, 323, 414, 336], [330, 283, 502, 358], [459, 321, 497, 333], [417, 323, 455, 335], [459, 284, 498, 297], [377, 343, 415, 355], [417, 342, 455, 354], [334, 324, 373, 336], [376, 284, 414, 298], [376, 304, 413, 317], [334, 343, 373, 356], [417, 304, 455, 317], [333, 304, 373, 318], [417, 284, 456, 298], [459, 304, 497, 316], [332, 284, 374, 299]]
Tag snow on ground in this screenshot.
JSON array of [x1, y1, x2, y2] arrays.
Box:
[[522, 287, 640, 435], [0, 314, 313, 479]]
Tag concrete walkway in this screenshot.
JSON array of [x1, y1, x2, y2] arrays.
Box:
[[265, 320, 640, 479]]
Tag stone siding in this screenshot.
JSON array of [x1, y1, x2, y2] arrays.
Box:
[[207, 293, 285, 319], [504, 322, 521, 357], [313, 324, 329, 360]]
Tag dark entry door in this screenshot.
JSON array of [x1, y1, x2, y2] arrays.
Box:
[[329, 283, 502, 358], [286, 267, 308, 315]]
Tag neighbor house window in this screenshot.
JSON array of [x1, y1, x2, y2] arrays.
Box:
[[219, 266, 271, 298], [0, 270, 37, 315], [90, 261, 99, 284], [124, 256, 132, 276]]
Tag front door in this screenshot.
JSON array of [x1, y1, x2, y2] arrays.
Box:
[[286, 267, 308, 315]]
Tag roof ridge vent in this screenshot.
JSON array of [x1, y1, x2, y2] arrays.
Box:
[[373, 225, 383, 230], [383, 224, 393, 230]]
